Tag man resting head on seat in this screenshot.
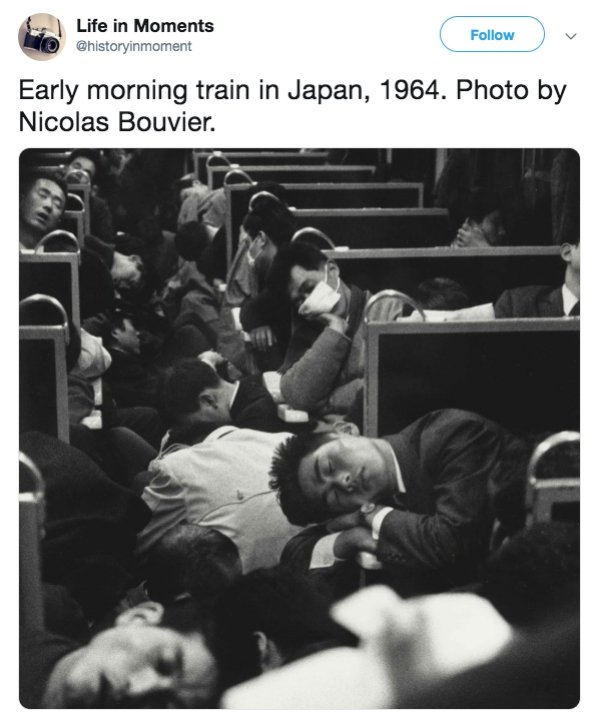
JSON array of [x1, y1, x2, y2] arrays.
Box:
[[63, 148, 103, 184], [267, 241, 403, 416], [162, 356, 285, 446], [270, 409, 525, 597], [19, 170, 144, 292], [34, 610, 218, 708], [19, 171, 67, 250]]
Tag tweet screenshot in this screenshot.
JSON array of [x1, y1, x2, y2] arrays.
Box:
[[8, 0, 593, 711]]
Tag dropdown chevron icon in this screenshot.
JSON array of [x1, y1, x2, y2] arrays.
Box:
[[566, 33, 577, 39]]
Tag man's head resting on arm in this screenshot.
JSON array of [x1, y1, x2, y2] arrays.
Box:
[[269, 429, 397, 526]]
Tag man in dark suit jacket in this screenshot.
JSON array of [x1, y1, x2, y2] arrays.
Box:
[[270, 409, 524, 597], [494, 240, 580, 318]]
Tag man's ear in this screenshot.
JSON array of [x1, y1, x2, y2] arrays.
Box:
[[331, 421, 361, 436], [253, 631, 283, 671], [198, 391, 218, 409], [326, 260, 340, 279], [258, 231, 272, 250], [560, 242, 574, 263]]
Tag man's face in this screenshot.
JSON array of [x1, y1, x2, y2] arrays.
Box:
[[288, 263, 337, 309], [67, 156, 96, 182], [480, 210, 507, 246], [571, 243, 581, 276], [112, 252, 144, 290], [50, 626, 216, 707], [20, 178, 66, 235], [191, 388, 231, 426], [297, 435, 393, 515], [113, 318, 141, 355]]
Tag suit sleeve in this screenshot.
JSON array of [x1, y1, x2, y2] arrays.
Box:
[[493, 290, 514, 318], [280, 525, 363, 597], [236, 396, 287, 433], [377, 417, 500, 574]]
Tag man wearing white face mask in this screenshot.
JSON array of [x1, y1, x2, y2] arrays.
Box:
[[268, 242, 402, 415]]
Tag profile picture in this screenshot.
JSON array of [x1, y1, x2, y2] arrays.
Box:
[[18, 14, 65, 60]]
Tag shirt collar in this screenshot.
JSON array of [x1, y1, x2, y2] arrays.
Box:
[[388, 444, 406, 494], [229, 380, 240, 409], [562, 284, 578, 316]]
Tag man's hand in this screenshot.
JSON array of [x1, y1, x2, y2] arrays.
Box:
[[198, 350, 226, 368], [451, 220, 490, 248], [333, 527, 377, 560], [249, 325, 276, 352], [326, 510, 362, 532]]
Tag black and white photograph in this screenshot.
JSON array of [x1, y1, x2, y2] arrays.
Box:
[[19, 147, 580, 708]]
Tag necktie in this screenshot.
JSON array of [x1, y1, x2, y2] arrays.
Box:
[[569, 301, 580, 317]]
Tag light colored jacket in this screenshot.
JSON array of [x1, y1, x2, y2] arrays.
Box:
[[137, 426, 301, 572]]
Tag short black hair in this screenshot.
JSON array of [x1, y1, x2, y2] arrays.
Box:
[[95, 308, 134, 347], [415, 277, 472, 310], [242, 192, 296, 248], [213, 566, 352, 687], [174, 221, 211, 261], [162, 358, 221, 419], [19, 170, 68, 204], [269, 431, 337, 525], [66, 149, 102, 176], [145, 523, 240, 605], [266, 241, 328, 299]]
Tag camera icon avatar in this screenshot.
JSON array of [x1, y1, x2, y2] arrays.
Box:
[[19, 14, 65, 59]]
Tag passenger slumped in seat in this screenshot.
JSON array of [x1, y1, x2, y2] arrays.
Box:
[[268, 241, 403, 415], [161, 356, 286, 446], [160, 220, 220, 342], [494, 239, 580, 317], [451, 188, 508, 248], [19, 171, 67, 251], [98, 309, 164, 410], [270, 409, 524, 597], [219, 189, 296, 372], [19, 170, 146, 295], [24, 616, 217, 708]]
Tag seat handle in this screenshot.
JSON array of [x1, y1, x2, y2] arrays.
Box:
[[365, 289, 426, 322], [19, 293, 70, 344], [223, 168, 255, 186], [291, 227, 336, 250], [206, 151, 232, 168]]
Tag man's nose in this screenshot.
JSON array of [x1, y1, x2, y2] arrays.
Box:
[[331, 471, 353, 491], [40, 195, 53, 210]]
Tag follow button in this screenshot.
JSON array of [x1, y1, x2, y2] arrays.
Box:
[[440, 16, 545, 52]]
